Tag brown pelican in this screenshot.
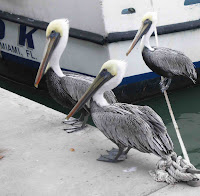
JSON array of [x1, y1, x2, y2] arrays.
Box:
[[67, 60, 174, 162], [126, 12, 197, 92], [34, 19, 117, 132]]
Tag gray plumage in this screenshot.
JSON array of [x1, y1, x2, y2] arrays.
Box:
[[142, 46, 197, 82], [91, 101, 173, 158], [46, 68, 117, 111]]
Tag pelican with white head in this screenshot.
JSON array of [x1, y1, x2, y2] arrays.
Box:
[[34, 19, 69, 87], [126, 12, 157, 55], [66, 59, 177, 164], [33, 19, 117, 132], [126, 12, 196, 92], [67, 60, 127, 117]]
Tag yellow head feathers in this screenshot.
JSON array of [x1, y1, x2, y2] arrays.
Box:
[[142, 12, 157, 23], [101, 60, 118, 76], [100, 60, 126, 76], [46, 19, 69, 37]]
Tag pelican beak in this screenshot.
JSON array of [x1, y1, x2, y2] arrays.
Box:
[[126, 19, 152, 56], [66, 69, 114, 119], [34, 31, 60, 88]]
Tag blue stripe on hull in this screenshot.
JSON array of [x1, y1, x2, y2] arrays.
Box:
[[1, 51, 200, 86], [121, 61, 200, 85]]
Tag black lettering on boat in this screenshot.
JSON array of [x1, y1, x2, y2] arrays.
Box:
[[26, 49, 36, 60], [17, 47, 22, 56], [11, 46, 18, 54], [0, 42, 5, 49], [0, 41, 23, 56], [18, 25, 37, 49], [7, 44, 12, 52], [0, 20, 5, 40]]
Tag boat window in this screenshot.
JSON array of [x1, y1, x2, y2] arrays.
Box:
[[121, 8, 136, 15], [184, 0, 200, 5]]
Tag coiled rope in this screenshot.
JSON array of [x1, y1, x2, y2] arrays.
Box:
[[149, 152, 199, 186]]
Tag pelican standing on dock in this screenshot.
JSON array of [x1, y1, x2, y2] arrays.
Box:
[[34, 19, 117, 132], [126, 12, 197, 92], [67, 60, 174, 162]]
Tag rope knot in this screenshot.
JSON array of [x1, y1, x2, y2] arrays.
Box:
[[150, 154, 199, 185]]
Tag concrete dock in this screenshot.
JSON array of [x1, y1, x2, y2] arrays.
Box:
[[0, 87, 199, 196]]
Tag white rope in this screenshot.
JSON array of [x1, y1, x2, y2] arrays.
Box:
[[149, 2, 199, 185], [162, 89, 190, 162], [149, 153, 197, 184], [153, 11, 190, 163]]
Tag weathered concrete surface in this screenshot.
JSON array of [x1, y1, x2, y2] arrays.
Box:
[[0, 87, 199, 196], [149, 183, 200, 196]]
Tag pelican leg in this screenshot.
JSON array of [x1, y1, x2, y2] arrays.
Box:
[[160, 78, 171, 92], [159, 77, 167, 88], [107, 147, 131, 156], [165, 78, 172, 90], [97, 147, 127, 162], [79, 112, 89, 129], [123, 146, 131, 155]]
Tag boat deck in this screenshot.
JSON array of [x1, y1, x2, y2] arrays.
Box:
[[0, 88, 199, 196]]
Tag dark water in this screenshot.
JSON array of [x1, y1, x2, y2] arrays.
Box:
[[0, 75, 82, 120], [0, 75, 199, 168]]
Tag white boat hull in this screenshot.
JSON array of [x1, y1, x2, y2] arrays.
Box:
[[1, 0, 200, 101]]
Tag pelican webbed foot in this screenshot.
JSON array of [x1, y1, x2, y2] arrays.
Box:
[[63, 118, 80, 125], [97, 147, 129, 162], [106, 147, 131, 156], [106, 148, 119, 155], [64, 125, 88, 133], [63, 112, 85, 125], [63, 112, 89, 133], [97, 154, 126, 162]]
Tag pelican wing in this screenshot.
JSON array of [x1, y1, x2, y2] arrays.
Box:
[[61, 73, 93, 108], [45, 69, 77, 109], [143, 47, 197, 81], [92, 102, 173, 157], [130, 105, 173, 151], [115, 103, 173, 150], [61, 72, 117, 108]]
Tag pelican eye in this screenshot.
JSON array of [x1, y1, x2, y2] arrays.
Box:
[[143, 19, 152, 25], [100, 68, 108, 75], [49, 30, 56, 38]]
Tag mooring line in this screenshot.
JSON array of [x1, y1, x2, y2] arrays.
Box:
[[153, 10, 190, 163]]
